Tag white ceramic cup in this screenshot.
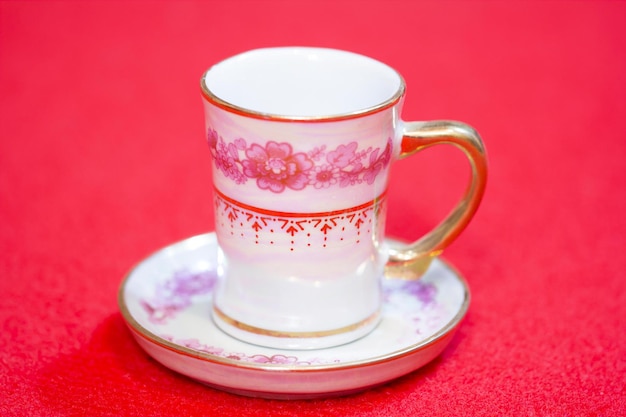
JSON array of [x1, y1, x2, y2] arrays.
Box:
[[201, 47, 487, 349]]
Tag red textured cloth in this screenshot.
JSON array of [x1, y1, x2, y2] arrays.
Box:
[[1, 1, 624, 415]]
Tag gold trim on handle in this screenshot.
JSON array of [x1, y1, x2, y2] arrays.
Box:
[[385, 121, 488, 279]]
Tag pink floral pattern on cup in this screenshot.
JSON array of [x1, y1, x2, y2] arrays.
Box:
[[207, 128, 392, 193]]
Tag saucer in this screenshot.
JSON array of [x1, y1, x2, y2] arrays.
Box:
[[118, 233, 469, 399]]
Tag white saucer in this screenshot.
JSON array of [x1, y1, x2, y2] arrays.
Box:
[[118, 233, 469, 399]]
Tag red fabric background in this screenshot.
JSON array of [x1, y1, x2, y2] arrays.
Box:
[[1, 1, 624, 415]]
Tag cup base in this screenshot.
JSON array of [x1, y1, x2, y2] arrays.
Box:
[[212, 306, 382, 350]]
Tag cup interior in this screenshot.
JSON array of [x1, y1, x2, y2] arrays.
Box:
[[203, 47, 403, 118]]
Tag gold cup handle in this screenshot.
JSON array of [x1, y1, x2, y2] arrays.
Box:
[[385, 121, 488, 279]]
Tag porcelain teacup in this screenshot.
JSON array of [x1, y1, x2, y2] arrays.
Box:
[[200, 47, 487, 349]]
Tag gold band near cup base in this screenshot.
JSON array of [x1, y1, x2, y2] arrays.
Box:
[[212, 306, 381, 339]]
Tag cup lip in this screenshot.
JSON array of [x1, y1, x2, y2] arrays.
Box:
[[200, 47, 406, 122]]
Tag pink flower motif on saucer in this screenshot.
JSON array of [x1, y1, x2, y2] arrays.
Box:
[[163, 336, 338, 365], [383, 280, 437, 306], [403, 280, 437, 305], [141, 270, 217, 324]]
